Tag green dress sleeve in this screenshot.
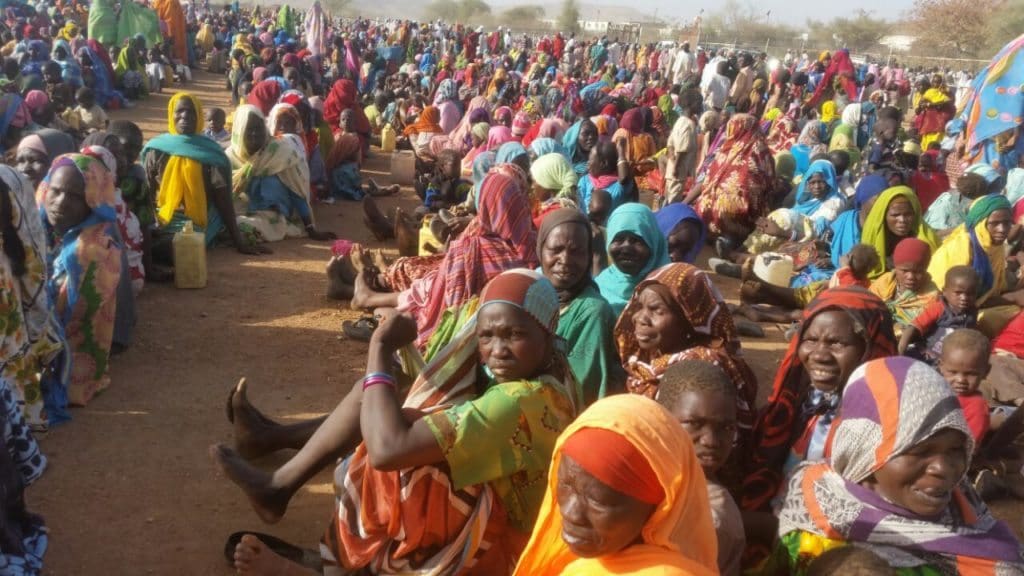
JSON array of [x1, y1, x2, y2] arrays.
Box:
[[559, 288, 625, 404]]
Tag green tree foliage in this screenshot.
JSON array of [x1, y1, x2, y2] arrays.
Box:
[[425, 0, 491, 23], [557, 0, 581, 35], [503, 5, 545, 28], [909, 0, 995, 57]]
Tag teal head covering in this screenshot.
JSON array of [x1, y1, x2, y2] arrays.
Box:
[[594, 203, 670, 316]]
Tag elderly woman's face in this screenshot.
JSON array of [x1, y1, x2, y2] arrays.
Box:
[[797, 310, 866, 393], [806, 173, 829, 199], [541, 223, 589, 293], [631, 286, 687, 353], [45, 164, 90, 234], [609, 231, 651, 276], [556, 454, 656, 558], [476, 303, 549, 383], [15, 148, 48, 188], [863, 429, 968, 517], [174, 98, 198, 135], [666, 221, 700, 264]]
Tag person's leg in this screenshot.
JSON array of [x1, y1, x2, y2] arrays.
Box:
[[351, 270, 401, 310], [234, 534, 317, 576], [227, 380, 326, 458], [211, 380, 364, 524]]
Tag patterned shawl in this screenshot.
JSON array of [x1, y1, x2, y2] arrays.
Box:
[[614, 263, 758, 432], [779, 357, 1024, 572], [742, 287, 896, 512]]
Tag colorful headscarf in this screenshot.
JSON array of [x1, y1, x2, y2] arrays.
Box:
[[404, 105, 443, 136], [742, 287, 896, 512], [513, 395, 718, 576], [654, 203, 706, 264], [859, 186, 939, 279], [928, 194, 1011, 303], [530, 153, 577, 199], [594, 203, 669, 317], [778, 357, 1024, 573]]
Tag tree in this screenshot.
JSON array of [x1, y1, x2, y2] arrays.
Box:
[[557, 0, 580, 35], [985, 0, 1024, 56], [909, 0, 999, 57], [830, 10, 891, 53], [503, 5, 545, 28], [322, 0, 353, 16], [424, 0, 491, 23]]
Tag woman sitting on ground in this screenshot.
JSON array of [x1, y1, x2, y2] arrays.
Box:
[[14, 129, 76, 190], [512, 394, 719, 576], [615, 263, 758, 444], [37, 154, 123, 421], [216, 269, 581, 575], [595, 203, 669, 317], [537, 209, 623, 404], [562, 117, 599, 177], [141, 93, 263, 261], [226, 105, 334, 243], [742, 287, 896, 558], [773, 356, 1024, 574]]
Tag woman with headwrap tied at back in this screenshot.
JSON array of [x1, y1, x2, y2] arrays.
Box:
[[323, 78, 371, 148]]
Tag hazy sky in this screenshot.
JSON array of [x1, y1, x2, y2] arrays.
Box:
[[549, 0, 909, 23]]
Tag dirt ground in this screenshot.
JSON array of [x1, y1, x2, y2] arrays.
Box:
[[26, 70, 1022, 575]]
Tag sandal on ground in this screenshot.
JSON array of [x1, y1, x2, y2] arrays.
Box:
[[223, 531, 321, 571], [342, 316, 378, 342]]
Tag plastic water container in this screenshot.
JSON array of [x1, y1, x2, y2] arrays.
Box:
[[173, 221, 207, 289], [380, 124, 396, 153], [390, 150, 415, 186], [419, 214, 442, 256]]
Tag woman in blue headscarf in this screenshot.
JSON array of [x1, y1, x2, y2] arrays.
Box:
[[595, 203, 670, 316], [528, 137, 568, 160], [829, 173, 889, 269], [51, 39, 82, 89], [791, 159, 845, 237], [655, 203, 706, 264], [789, 120, 828, 176], [562, 118, 598, 177]]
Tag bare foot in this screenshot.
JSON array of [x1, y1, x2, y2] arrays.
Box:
[[325, 256, 355, 300], [234, 534, 317, 576], [350, 270, 375, 311], [209, 444, 291, 524], [740, 279, 766, 303], [226, 379, 284, 460], [734, 303, 764, 322]]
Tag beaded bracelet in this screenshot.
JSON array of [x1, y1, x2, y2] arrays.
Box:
[[362, 372, 397, 391]]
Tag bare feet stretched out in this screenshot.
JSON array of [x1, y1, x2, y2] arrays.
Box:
[[350, 270, 375, 310], [234, 534, 317, 576], [225, 379, 284, 460], [210, 444, 292, 524]]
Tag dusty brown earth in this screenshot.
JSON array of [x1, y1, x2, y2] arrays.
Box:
[[26, 70, 1022, 575]]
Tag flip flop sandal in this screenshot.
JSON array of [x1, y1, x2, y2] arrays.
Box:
[[342, 316, 378, 342], [224, 531, 321, 571]]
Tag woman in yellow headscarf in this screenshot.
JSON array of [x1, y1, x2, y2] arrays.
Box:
[[859, 185, 939, 279], [141, 93, 262, 258], [513, 395, 718, 575]]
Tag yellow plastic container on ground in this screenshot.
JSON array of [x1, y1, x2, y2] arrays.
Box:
[[419, 215, 442, 256], [173, 221, 207, 289], [380, 124, 396, 153]]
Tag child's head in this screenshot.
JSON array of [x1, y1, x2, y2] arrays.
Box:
[[436, 149, 461, 180], [892, 237, 931, 293], [806, 546, 896, 576], [656, 360, 737, 476], [939, 328, 991, 396], [339, 108, 354, 133], [205, 107, 226, 133], [587, 187, 612, 226], [42, 60, 62, 84], [827, 150, 850, 178], [844, 244, 881, 281], [110, 120, 144, 165], [943, 265, 979, 314], [75, 86, 95, 108], [956, 172, 989, 200]]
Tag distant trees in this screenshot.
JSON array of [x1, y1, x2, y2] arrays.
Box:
[[909, 0, 996, 57], [425, 0, 491, 23], [557, 0, 580, 35]]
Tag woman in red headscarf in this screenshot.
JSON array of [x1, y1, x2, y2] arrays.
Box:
[[323, 78, 370, 146]]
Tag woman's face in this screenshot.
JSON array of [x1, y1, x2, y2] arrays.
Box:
[[631, 286, 687, 354], [806, 173, 828, 199], [666, 221, 700, 263], [476, 303, 549, 383], [986, 208, 1013, 246], [104, 137, 129, 181], [609, 231, 651, 276], [797, 310, 867, 393], [885, 198, 916, 238], [244, 115, 268, 154], [174, 98, 198, 135], [276, 113, 299, 135], [864, 429, 968, 517], [556, 454, 656, 558], [15, 148, 48, 188], [541, 223, 589, 293], [578, 121, 598, 154], [44, 165, 90, 234]]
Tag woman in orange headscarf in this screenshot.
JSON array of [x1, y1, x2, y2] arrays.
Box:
[[513, 394, 719, 576], [152, 0, 187, 64]]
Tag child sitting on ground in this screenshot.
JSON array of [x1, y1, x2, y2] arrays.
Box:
[[43, 60, 73, 116], [898, 265, 979, 361], [65, 86, 108, 133], [938, 328, 991, 447], [657, 359, 745, 576], [869, 237, 938, 329], [415, 148, 470, 218], [203, 107, 229, 142], [110, 119, 169, 282]]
